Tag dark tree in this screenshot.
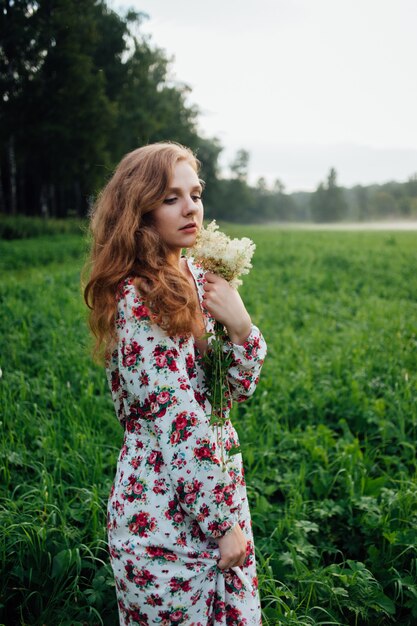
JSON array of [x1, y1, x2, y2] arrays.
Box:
[[229, 149, 250, 182], [310, 167, 347, 222], [0, 1, 222, 217]]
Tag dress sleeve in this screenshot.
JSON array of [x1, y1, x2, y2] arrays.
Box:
[[116, 282, 243, 539], [105, 346, 129, 427], [193, 258, 267, 403], [223, 324, 267, 402]]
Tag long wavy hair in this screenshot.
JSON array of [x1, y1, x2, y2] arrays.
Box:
[[82, 142, 204, 364]]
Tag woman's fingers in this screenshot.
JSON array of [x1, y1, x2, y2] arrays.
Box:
[[217, 555, 246, 570], [203, 280, 220, 292], [216, 523, 247, 570], [217, 551, 246, 569], [204, 271, 220, 283]]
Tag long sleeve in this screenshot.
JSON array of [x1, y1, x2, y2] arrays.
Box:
[[105, 347, 127, 426], [223, 324, 267, 402], [116, 281, 243, 539], [188, 256, 267, 404]]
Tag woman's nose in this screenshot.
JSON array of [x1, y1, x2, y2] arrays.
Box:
[[183, 196, 198, 214]]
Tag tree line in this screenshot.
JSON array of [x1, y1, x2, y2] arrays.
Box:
[[1, 1, 416, 223], [1, 1, 222, 218]]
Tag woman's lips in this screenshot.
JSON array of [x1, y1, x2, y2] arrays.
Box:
[[180, 224, 197, 232]]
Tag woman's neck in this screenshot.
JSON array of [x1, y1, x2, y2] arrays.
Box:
[[166, 248, 183, 269]]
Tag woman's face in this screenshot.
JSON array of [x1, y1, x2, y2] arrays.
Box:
[[150, 160, 204, 254]]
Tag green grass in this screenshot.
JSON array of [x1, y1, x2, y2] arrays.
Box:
[[1, 226, 417, 625], [0, 214, 87, 240]]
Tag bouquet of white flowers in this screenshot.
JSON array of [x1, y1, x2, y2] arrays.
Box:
[[189, 220, 255, 288], [187, 220, 256, 469]]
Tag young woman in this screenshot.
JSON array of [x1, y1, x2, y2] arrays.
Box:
[[84, 142, 267, 625]]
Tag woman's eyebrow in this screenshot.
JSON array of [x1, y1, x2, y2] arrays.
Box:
[[167, 184, 203, 193]]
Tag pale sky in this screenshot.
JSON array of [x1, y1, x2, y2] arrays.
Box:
[[111, 0, 417, 192]]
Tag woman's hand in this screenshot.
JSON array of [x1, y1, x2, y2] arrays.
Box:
[[216, 522, 247, 569], [202, 272, 252, 344]]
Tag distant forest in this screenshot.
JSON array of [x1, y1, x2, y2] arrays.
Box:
[[1, 1, 417, 223]]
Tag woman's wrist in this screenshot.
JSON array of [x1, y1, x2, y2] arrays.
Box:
[[216, 520, 239, 541], [226, 316, 252, 345]]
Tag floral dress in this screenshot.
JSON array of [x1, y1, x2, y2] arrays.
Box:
[[105, 256, 267, 625]]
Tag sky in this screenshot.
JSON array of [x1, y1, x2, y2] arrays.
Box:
[[111, 0, 417, 192]]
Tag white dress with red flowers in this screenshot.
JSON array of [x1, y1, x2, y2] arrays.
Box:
[[105, 256, 267, 626]]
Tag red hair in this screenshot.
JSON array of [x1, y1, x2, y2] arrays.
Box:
[[82, 142, 203, 364]]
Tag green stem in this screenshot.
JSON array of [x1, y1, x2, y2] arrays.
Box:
[[211, 321, 228, 471]]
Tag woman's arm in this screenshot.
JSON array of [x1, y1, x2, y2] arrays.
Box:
[[116, 281, 243, 539], [223, 324, 267, 402], [202, 272, 267, 402]]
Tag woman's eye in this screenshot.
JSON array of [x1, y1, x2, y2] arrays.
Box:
[[163, 197, 177, 205], [192, 195, 202, 202]]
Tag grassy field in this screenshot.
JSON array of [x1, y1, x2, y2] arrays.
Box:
[[1, 225, 416, 625]]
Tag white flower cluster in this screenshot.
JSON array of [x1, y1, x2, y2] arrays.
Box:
[[188, 220, 256, 288]]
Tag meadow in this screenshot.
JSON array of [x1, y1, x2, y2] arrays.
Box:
[[1, 223, 416, 625]]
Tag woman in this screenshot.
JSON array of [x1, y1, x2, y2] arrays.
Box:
[[84, 142, 267, 625]]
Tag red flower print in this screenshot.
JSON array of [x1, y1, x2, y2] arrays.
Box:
[[175, 412, 188, 430], [111, 369, 121, 392], [146, 546, 164, 557], [193, 390, 206, 408], [133, 573, 147, 586], [219, 520, 233, 533], [165, 497, 186, 527], [153, 346, 180, 372], [152, 478, 168, 494], [145, 593, 163, 607], [132, 304, 150, 320], [121, 339, 143, 369], [242, 378, 251, 391], [186, 353, 195, 371], [125, 562, 156, 589], [140, 371, 149, 387], [170, 609, 187, 622], [155, 354, 167, 368], [184, 492, 197, 505], [146, 450, 163, 473], [169, 578, 192, 593], [206, 518, 235, 538], [166, 350, 179, 371], [136, 513, 149, 526], [193, 441, 219, 464], [233, 574, 243, 590], [128, 607, 150, 624], [170, 430, 180, 445], [157, 391, 170, 404], [225, 604, 242, 621], [198, 503, 209, 519], [128, 512, 157, 537], [125, 353, 137, 367]]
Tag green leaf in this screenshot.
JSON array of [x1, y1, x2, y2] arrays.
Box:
[[51, 548, 80, 579], [372, 592, 396, 615]]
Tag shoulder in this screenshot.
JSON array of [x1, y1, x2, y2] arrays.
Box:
[[115, 276, 152, 323], [116, 276, 135, 302]]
